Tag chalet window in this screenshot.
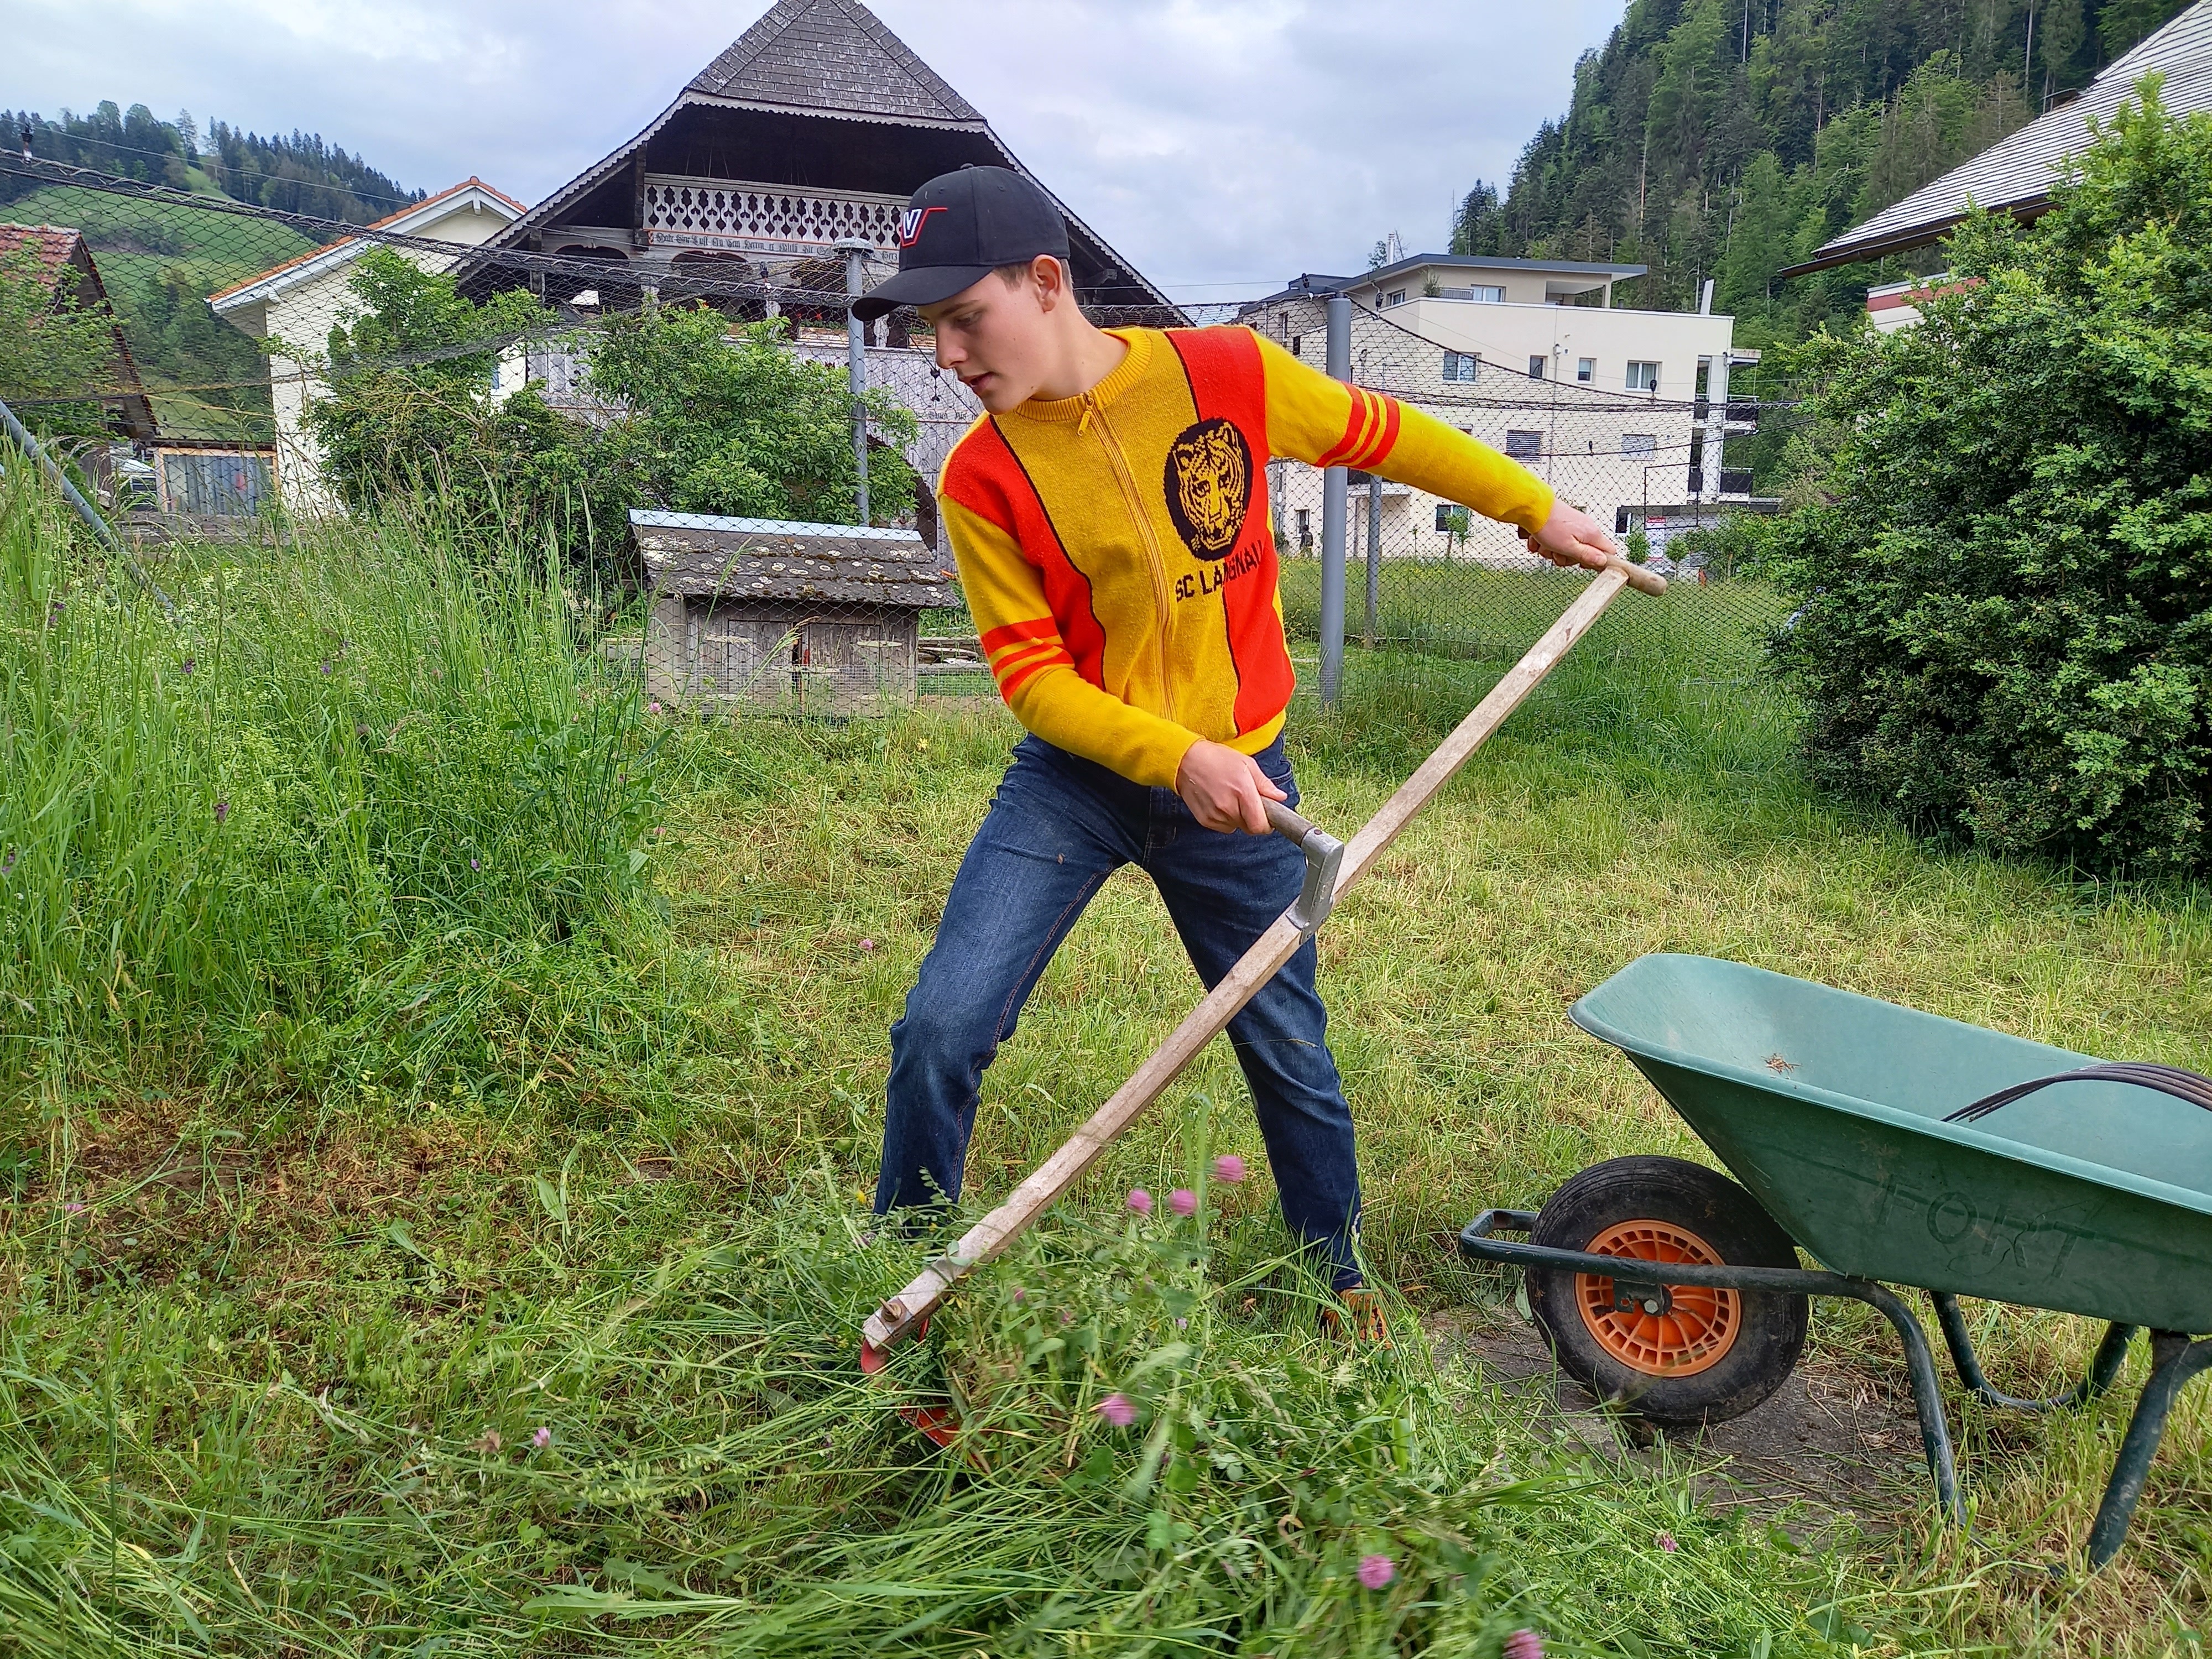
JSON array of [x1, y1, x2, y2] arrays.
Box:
[[1627, 359, 1661, 392], [1434, 504, 1470, 533], [1622, 433, 1656, 456], [1441, 351, 1479, 382], [1385, 289, 1407, 307], [1577, 357, 1595, 382], [1527, 356, 1546, 379], [1291, 334, 1303, 357], [1504, 430, 1542, 460], [1470, 285, 1504, 303]]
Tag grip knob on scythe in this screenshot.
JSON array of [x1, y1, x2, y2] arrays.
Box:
[[1264, 800, 1344, 933]]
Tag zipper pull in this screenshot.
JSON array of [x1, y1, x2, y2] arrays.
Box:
[[1078, 393, 1096, 435]]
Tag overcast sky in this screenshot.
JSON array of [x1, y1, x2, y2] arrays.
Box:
[[4, 0, 1622, 297]]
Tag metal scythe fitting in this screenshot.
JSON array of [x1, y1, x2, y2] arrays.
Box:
[[1264, 801, 1344, 934]]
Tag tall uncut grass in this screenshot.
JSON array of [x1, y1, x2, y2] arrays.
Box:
[[0, 469, 662, 1105]]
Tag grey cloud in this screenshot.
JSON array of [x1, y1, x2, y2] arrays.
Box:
[[3, 0, 1619, 294]]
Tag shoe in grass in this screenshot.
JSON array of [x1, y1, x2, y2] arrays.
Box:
[[1320, 1289, 1396, 1347]]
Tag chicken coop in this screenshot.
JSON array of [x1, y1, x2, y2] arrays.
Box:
[[629, 510, 955, 716]]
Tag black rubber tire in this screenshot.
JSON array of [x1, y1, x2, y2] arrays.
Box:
[[1526, 1155, 1808, 1429]]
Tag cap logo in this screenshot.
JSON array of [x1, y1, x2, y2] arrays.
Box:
[[898, 205, 947, 248]]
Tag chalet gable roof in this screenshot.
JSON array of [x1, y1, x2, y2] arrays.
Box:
[[1783, 0, 2212, 275], [688, 0, 983, 125], [494, 0, 1174, 309]]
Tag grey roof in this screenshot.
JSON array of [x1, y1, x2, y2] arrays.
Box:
[[688, 0, 983, 126], [489, 0, 1174, 310], [1786, 0, 2212, 275], [631, 510, 953, 607], [1354, 253, 1648, 286]]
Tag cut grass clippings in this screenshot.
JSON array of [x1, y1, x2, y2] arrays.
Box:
[[6, 482, 2212, 1653]]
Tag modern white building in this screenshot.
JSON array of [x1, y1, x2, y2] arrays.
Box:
[[1238, 256, 1758, 567], [208, 179, 525, 510]]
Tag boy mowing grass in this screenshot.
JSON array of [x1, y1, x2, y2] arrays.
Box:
[[857, 166, 1619, 1333]]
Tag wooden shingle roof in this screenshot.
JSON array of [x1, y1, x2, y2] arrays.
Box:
[[688, 0, 983, 125], [1785, 0, 2212, 275], [631, 510, 953, 608]]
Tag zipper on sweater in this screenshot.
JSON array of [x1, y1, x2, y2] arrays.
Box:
[[1083, 392, 1177, 723]]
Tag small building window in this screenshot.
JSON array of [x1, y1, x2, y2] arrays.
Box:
[[1386, 289, 1407, 307], [1527, 355, 1546, 379], [1627, 359, 1661, 392], [1291, 334, 1303, 357], [1472, 285, 1504, 303], [1504, 430, 1542, 460], [1296, 507, 1312, 550], [1577, 357, 1595, 382], [1622, 433, 1656, 456], [1441, 350, 1479, 382], [1434, 503, 1470, 533]]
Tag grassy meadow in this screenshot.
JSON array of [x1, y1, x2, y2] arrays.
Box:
[[7, 472, 2212, 1655]]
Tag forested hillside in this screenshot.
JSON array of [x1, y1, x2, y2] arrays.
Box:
[[0, 103, 419, 437], [1459, 0, 2194, 348], [1, 102, 419, 222]]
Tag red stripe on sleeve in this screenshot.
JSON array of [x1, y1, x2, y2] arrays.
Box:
[[990, 639, 1063, 682], [1314, 388, 1375, 469], [979, 617, 1062, 654], [1351, 395, 1402, 469], [998, 650, 1066, 700]]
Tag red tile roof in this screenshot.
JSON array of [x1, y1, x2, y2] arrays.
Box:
[[206, 177, 526, 305], [2, 224, 88, 294]]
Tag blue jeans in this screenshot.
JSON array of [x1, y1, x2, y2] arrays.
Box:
[[877, 733, 1363, 1288]]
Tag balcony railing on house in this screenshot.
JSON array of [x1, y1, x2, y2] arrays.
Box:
[[641, 177, 907, 257]]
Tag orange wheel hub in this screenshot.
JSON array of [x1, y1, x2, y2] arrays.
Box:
[[1575, 1219, 1740, 1377]]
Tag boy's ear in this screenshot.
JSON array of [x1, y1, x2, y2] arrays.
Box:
[[1031, 253, 1070, 311]]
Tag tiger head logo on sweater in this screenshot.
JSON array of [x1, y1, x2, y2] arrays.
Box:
[[1163, 417, 1252, 560]]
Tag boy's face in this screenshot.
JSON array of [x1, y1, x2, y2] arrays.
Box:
[[920, 262, 1056, 413]]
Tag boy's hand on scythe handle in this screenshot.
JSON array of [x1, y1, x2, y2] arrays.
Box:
[[1176, 739, 1287, 834], [1524, 497, 1620, 572]]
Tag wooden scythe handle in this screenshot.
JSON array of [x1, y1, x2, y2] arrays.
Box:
[[861, 559, 1659, 1352]]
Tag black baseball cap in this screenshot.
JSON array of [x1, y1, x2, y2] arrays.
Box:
[[852, 165, 1071, 321]]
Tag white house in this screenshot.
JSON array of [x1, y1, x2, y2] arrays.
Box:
[[1239, 255, 1757, 567], [209, 178, 524, 510]]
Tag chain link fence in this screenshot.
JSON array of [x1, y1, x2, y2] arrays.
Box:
[[2, 153, 1792, 719]]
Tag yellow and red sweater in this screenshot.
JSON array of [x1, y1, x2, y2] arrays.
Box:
[[939, 326, 1554, 789]]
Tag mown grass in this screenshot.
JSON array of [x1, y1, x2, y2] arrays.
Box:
[[7, 478, 2212, 1653]]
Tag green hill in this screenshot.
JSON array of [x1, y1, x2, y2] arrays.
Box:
[[2, 102, 416, 439], [1464, 0, 2195, 354]]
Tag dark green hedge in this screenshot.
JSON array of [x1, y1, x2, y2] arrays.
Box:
[[1771, 77, 2212, 875]]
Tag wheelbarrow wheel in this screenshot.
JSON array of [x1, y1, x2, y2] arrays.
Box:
[[1526, 1156, 1807, 1429]]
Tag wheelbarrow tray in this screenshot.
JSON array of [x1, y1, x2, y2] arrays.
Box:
[[1569, 954, 2212, 1334]]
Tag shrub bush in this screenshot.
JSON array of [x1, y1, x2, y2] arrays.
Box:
[[1769, 78, 2212, 874]]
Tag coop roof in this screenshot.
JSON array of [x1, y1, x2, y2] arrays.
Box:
[[631, 509, 953, 607], [1782, 0, 2212, 275]]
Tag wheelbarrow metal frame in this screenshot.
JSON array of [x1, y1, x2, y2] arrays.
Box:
[[1458, 1210, 2201, 1567]]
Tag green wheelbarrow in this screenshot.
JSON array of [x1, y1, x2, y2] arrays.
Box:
[[1457, 953, 2212, 1567]]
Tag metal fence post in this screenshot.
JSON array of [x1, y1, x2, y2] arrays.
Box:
[[1318, 294, 1350, 705], [1363, 470, 1381, 648], [837, 237, 872, 525]]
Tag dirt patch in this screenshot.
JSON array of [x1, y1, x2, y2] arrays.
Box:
[[1431, 1304, 1932, 1532]]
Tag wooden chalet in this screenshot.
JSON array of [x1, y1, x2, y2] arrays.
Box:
[[483, 0, 1172, 321], [4, 224, 157, 440], [630, 509, 954, 713]]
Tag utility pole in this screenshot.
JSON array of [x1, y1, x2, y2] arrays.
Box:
[[1318, 294, 1350, 706], [836, 237, 873, 525]]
